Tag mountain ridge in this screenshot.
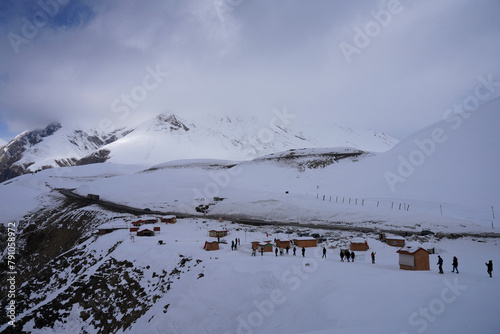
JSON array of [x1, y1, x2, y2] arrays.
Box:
[[0, 113, 398, 182]]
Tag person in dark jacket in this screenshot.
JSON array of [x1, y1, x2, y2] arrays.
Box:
[[371, 251, 376, 264], [437, 255, 444, 274], [302, 247, 305, 257], [340, 250, 344, 262], [486, 260, 493, 277], [452, 256, 459, 273], [293, 246, 296, 256], [275, 247, 278, 257], [351, 251, 355, 262], [345, 250, 350, 262], [322, 247, 327, 258]]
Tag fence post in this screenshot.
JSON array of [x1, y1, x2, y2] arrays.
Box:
[[391, 202, 394, 209], [440, 205, 443, 216], [355, 199, 357, 205], [323, 195, 325, 201], [377, 201, 379, 207], [362, 199, 364, 206], [492, 206, 495, 219], [336, 196, 338, 203]]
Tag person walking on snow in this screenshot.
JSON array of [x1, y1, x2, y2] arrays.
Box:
[[345, 250, 350, 262], [286, 246, 290, 254], [275, 247, 278, 257], [351, 251, 355, 262], [293, 246, 296, 256], [251, 248, 256, 256], [371, 251, 376, 264], [322, 247, 327, 258], [340, 250, 344, 262], [452, 256, 459, 273], [260, 247, 264, 256], [437, 255, 444, 274], [231, 241, 234, 251], [486, 260, 493, 277], [302, 247, 306, 257]]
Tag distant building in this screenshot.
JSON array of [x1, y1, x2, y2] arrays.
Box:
[[137, 229, 155, 237], [350, 238, 369, 251], [292, 238, 317, 248], [161, 216, 177, 224], [209, 230, 228, 238], [276, 239, 291, 249], [252, 241, 273, 252], [385, 235, 406, 247], [204, 241, 219, 251], [397, 245, 430, 271]]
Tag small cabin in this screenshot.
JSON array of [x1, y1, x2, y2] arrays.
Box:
[[293, 238, 317, 248], [252, 241, 273, 252], [350, 238, 369, 251], [204, 241, 219, 251], [385, 235, 406, 247], [137, 229, 155, 237], [209, 230, 228, 238], [153, 226, 161, 233], [276, 239, 291, 249], [397, 245, 430, 271], [129, 227, 140, 233], [161, 216, 177, 224]]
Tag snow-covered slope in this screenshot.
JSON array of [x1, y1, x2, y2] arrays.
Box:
[[101, 113, 397, 164], [0, 138, 7, 147], [0, 113, 398, 182], [0, 122, 128, 182]]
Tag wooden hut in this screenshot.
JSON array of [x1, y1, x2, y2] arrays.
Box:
[[137, 229, 155, 237], [209, 230, 228, 238], [161, 216, 177, 224], [276, 239, 291, 249], [293, 238, 317, 248], [350, 238, 369, 251], [153, 226, 161, 233], [386, 235, 406, 247], [397, 245, 430, 271], [129, 227, 139, 233], [204, 241, 219, 251], [252, 241, 273, 252]]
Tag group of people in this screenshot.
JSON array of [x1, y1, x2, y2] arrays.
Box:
[[231, 238, 240, 251], [437, 255, 493, 277], [251, 245, 308, 257], [339, 249, 356, 262]]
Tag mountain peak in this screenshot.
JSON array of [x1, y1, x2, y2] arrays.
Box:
[[155, 114, 190, 131]]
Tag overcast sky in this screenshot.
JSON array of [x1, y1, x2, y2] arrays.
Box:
[[0, 0, 499, 141]]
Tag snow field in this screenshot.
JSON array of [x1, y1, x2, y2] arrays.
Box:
[[78, 218, 500, 334]]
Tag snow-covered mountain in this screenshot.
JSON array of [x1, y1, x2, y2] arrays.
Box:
[[0, 138, 7, 147], [0, 113, 398, 182], [0, 122, 129, 182]]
